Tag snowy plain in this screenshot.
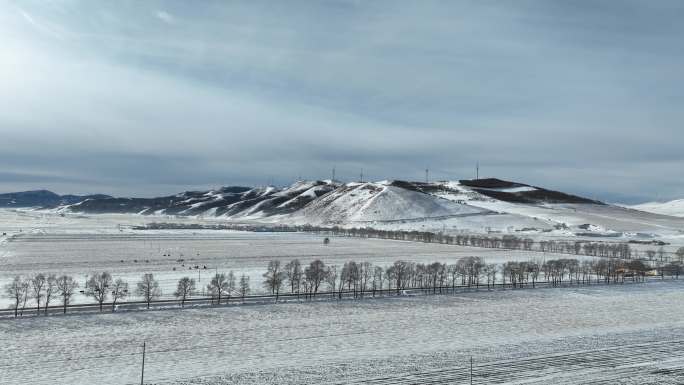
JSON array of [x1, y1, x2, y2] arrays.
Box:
[[3, 209, 684, 384], [2, 281, 684, 384], [0, 208, 593, 307]]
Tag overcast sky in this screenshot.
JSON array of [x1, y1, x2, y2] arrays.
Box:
[[1, 1, 683, 203]]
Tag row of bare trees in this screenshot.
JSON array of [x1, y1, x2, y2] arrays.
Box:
[[3, 274, 80, 317], [2, 272, 164, 317], [262, 256, 684, 300], [501, 258, 684, 287], [7, 255, 682, 317], [302, 226, 684, 263], [176, 272, 251, 307]]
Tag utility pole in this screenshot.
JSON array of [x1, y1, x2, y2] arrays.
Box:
[[360, 168, 363, 183], [141, 341, 146, 385], [476, 162, 479, 180], [425, 168, 429, 183]]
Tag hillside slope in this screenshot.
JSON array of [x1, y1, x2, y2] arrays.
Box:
[[629, 200, 684, 218], [293, 182, 487, 225]]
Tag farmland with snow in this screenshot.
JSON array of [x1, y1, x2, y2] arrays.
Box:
[[0, 208, 599, 308], [2, 203, 684, 384], [2, 281, 684, 384]]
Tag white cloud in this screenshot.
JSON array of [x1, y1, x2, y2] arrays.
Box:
[[155, 10, 174, 24]]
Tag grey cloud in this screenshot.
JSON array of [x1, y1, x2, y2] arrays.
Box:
[[0, 0, 683, 203]]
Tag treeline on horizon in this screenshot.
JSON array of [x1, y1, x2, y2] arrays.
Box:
[[140, 222, 681, 262]]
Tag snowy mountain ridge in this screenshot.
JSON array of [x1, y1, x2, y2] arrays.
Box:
[[0, 190, 112, 208], [46, 178, 684, 238]]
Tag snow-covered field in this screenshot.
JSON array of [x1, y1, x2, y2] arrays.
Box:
[[0, 227, 586, 306], [3, 208, 684, 384], [2, 281, 684, 384], [1, 208, 680, 307]]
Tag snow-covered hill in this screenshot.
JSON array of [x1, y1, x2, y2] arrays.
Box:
[[47, 177, 684, 238], [0, 190, 111, 208], [293, 181, 487, 224], [67, 180, 339, 218], [629, 199, 684, 218]]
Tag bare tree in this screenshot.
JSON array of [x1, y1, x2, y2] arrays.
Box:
[[174, 277, 196, 307], [30, 273, 46, 315], [43, 274, 57, 315], [388, 261, 410, 293], [19, 278, 29, 316], [341, 261, 360, 297], [111, 278, 129, 311], [360, 262, 373, 296], [285, 259, 303, 295], [56, 275, 78, 314], [372, 266, 384, 296], [136, 273, 161, 309], [304, 259, 327, 297], [86, 272, 113, 312], [263, 261, 286, 302], [239, 274, 250, 302], [482, 264, 497, 289], [4, 276, 27, 317], [324, 265, 339, 299], [226, 271, 237, 303], [528, 261, 540, 288], [207, 273, 229, 305]]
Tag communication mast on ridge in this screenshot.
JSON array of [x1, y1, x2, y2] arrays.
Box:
[[332, 166, 336, 181], [476, 162, 480, 180], [425, 168, 429, 183], [360, 168, 364, 183]]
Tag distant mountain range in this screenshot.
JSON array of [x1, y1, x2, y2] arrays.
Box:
[[0, 190, 111, 208], [61, 178, 601, 217], [3, 179, 683, 237]]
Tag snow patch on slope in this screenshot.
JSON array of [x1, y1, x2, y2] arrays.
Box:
[[629, 199, 684, 218]]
